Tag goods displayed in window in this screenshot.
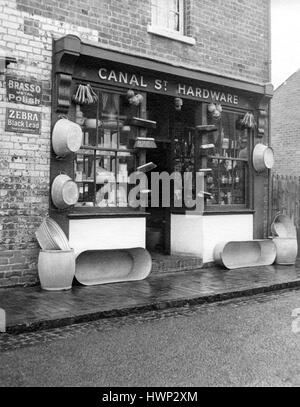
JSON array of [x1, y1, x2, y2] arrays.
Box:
[[73, 89, 139, 208], [200, 111, 250, 207], [172, 125, 197, 208], [170, 108, 251, 209], [54, 79, 254, 213], [173, 125, 195, 174]]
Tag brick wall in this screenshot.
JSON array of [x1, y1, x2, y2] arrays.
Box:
[[0, 0, 271, 287], [14, 0, 271, 83], [271, 70, 300, 176]]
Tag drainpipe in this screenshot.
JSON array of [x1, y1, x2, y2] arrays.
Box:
[[267, 0, 273, 238]]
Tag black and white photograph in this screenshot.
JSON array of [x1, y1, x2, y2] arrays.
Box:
[[0, 0, 300, 392]]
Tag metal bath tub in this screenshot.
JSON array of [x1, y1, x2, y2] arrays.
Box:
[[213, 240, 276, 269], [75, 247, 152, 285]]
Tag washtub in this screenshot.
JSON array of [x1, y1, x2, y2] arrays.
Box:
[[75, 247, 152, 285], [214, 240, 276, 269]]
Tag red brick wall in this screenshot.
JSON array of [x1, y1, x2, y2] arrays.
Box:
[[271, 70, 300, 176], [0, 0, 271, 287]]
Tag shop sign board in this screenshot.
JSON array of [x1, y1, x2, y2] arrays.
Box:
[[75, 61, 255, 109], [5, 107, 41, 135], [98, 67, 240, 105], [6, 76, 42, 106]]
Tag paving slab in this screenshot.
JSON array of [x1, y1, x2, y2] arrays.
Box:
[[1, 260, 300, 334]]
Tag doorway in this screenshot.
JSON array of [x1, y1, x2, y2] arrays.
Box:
[[144, 93, 199, 253], [145, 94, 173, 253], [146, 141, 171, 253]]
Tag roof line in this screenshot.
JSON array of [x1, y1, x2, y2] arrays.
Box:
[[274, 68, 300, 92]]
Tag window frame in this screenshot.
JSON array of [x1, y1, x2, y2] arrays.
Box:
[[170, 105, 255, 214], [148, 0, 195, 45], [150, 0, 185, 34], [73, 83, 139, 210], [203, 107, 254, 212]]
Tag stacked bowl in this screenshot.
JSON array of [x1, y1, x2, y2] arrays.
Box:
[[35, 217, 71, 251]]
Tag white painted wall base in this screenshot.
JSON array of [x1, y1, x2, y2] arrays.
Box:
[[171, 214, 204, 257], [69, 217, 146, 256], [203, 215, 253, 262], [171, 214, 253, 263]]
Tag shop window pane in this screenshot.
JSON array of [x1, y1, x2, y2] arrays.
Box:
[[73, 86, 139, 209], [214, 112, 249, 159], [95, 153, 136, 208], [75, 149, 95, 182], [116, 152, 135, 183], [172, 125, 196, 209], [78, 89, 139, 150], [232, 160, 247, 205], [201, 110, 250, 207], [173, 125, 195, 173], [205, 158, 247, 206], [119, 93, 139, 149], [80, 101, 99, 147], [74, 150, 136, 208]]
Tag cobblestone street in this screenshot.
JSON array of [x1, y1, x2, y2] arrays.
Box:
[[1, 288, 300, 386]]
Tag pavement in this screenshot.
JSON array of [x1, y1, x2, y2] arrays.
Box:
[[2, 289, 300, 386], [1, 258, 300, 335]]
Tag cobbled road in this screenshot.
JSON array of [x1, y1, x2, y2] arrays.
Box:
[[1, 289, 300, 386]]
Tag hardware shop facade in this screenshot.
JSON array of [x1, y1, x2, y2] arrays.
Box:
[[50, 35, 272, 264], [0, 0, 272, 287]]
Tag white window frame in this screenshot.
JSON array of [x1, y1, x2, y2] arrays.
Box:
[[151, 0, 184, 34], [148, 0, 195, 45]]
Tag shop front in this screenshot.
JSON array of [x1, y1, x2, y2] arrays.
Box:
[[51, 35, 273, 265]]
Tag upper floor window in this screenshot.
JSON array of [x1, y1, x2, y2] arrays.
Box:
[[151, 0, 184, 34]]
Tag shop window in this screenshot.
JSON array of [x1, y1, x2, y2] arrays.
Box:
[[74, 90, 138, 208], [171, 109, 252, 211], [200, 111, 252, 208], [151, 0, 184, 34]]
